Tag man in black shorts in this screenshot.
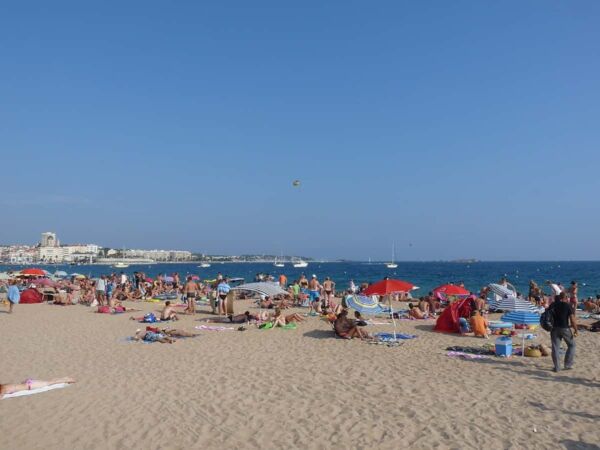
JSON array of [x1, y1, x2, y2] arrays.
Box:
[[549, 292, 578, 372]]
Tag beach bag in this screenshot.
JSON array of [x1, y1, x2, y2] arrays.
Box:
[[540, 307, 555, 332], [143, 313, 157, 323], [97, 306, 111, 314]]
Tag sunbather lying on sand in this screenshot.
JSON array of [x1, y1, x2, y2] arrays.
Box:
[[199, 311, 264, 324], [1, 377, 76, 397], [133, 329, 175, 343], [132, 328, 199, 343]]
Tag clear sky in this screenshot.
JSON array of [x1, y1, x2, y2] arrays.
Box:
[[1, 1, 599, 260]]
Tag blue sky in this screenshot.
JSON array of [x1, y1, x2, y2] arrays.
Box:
[[1, 1, 599, 260]]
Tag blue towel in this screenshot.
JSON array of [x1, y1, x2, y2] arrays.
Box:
[[375, 332, 417, 341]]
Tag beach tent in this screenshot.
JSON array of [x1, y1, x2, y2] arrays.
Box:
[[227, 282, 288, 314], [434, 298, 473, 333], [19, 288, 43, 304]]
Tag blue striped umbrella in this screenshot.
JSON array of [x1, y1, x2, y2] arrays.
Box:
[[501, 310, 541, 357], [501, 311, 540, 324], [490, 296, 538, 312], [344, 295, 386, 315]]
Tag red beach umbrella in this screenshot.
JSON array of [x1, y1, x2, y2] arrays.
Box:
[[364, 279, 416, 296], [433, 284, 470, 297], [20, 268, 46, 277]]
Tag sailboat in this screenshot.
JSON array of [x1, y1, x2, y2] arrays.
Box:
[[113, 248, 130, 268], [273, 252, 285, 268], [386, 243, 398, 269]]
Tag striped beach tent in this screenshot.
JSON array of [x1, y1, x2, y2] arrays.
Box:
[[489, 295, 537, 312]]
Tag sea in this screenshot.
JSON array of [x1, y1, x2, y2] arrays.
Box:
[[2, 261, 600, 299]]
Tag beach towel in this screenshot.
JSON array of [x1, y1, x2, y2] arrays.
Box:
[[447, 351, 489, 360], [446, 346, 494, 355], [374, 332, 417, 341], [195, 325, 235, 331], [367, 340, 404, 348], [2, 383, 71, 399]]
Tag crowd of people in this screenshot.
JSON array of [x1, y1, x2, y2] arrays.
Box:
[[2, 268, 598, 374]]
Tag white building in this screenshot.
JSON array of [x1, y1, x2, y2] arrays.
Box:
[[41, 232, 59, 248], [123, 249, 192, 261], [37, 232, 100, 263], [4, 245, 36, 264]]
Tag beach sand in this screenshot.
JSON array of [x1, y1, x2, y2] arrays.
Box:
[[1, 300, 598, 450]]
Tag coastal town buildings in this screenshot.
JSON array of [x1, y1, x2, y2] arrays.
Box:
[[0, 232, 192, 264]]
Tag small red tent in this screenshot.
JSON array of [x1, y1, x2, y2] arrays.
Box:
[[19, 288, 43, 304], [433, 298, 473, 333]]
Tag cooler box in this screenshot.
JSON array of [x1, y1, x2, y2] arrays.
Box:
[[495, 337, 512, 357]]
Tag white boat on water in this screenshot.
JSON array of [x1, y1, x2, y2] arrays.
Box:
[[293, 259, 308, 268], [273, 254, 285, 268], [113, 262, 130, 269], [199, 263, 211, 268], [386, 243, 398, 269]]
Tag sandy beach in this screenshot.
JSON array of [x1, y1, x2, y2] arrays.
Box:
[[1, 300, 598, 450]]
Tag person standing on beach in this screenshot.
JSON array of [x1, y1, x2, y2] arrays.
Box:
[[322, 277, 335, 309], [568, 281, 578, 313], [7, 280, 20, 313], [183, 276, 199, 315], [308, 275, 321, 312], [349, 279, 357, 294], [278, 273, 287, 288], [96, 276, 107, 306], [216, 278, 231, 315], [549, 292, 578, 372]]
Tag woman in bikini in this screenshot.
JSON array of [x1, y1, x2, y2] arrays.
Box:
[[1, 377, 76, 397]]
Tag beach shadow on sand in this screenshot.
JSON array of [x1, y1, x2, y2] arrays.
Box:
[[560, 439, 600, 450], [303, 329, 336, 340], [529, 401, 600, 420], [413, 324, 436, 333], [466, 358, 600, 389]]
